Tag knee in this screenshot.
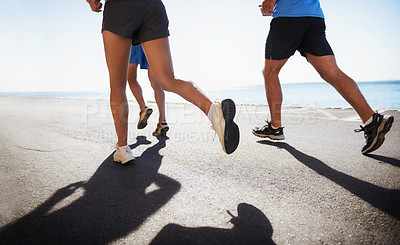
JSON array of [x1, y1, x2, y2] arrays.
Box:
[[148, 76, 160, 90], [127, 73, 138, 85], [318, 69, 331, 81], [318, 68, 341, 83], [110, 78, 127, 92], [110, 87, 127, 102], [262, 68, 280, 88], [156, 74, 179, 92], [262, 66, 279, 81]]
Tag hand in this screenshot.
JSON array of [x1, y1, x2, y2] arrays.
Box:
[[259, 0, 276, 16], [86, 0, 103, 13]]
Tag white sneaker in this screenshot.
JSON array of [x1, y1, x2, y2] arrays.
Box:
[[208, 99, 240, 154], [113, 145, 135, 164]]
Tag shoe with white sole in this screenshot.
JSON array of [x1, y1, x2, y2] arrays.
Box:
[[355, 113, 394, 155], [252, 120, 285, 140], [113, 145, 135, 164], [208, 99, 240, 154]]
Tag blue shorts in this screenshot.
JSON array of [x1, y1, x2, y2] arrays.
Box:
[[129, 44, 149, 69]]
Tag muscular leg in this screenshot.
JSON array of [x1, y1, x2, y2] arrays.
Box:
[[141, 37, 212, 115], [305, 53, 374, 123], [127, 63, 147, 111], [263, 58, 289, 128], [148, 68, 166, 123], [102, 31, 132, 147]]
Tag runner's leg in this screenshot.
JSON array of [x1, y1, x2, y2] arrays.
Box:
[[103, 30, 132, 147], [305, 53, 374, 123], [141, 37, 212, 115], [148, 68, 166, 123], [127, 63, 147, 111], [263, 58, 289, 128]]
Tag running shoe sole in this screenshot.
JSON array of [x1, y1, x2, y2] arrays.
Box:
[[153, 126, 169, 137], [221, 99, 240, 154], [137, 108, 153, 129], [113, 153, 135, 164], [113, 157, 135, 164], [252, 131, 285, 140], [362, 115, 394, 155]]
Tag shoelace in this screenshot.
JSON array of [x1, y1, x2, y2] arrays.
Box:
[[262, 120, 272, 130], [354, 125, 370, 140], [262, 120, 282, 130], [354, 111, 379, 139], [354, 126, 365, 133]]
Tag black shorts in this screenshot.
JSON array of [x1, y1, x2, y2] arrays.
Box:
[[265, 17, 334, 60], [102, 0, 170, 45]]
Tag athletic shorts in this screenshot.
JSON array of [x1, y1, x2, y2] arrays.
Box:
[[265, 17, 334, 60], [129, 44, 149, 69], [102, 0, 170, 45]]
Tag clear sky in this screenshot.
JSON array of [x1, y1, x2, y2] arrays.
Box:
[[1, 0, 399, 93]]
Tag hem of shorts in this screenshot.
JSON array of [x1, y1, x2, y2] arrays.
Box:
[[300, 51, 334, 58], [266, 52, 333, 60], [128, 61, 150, 70], [138, 64, 150, 70], [265, 55, 292, 61], [134, 33, 170, 46], [101, 28, 132, 40]]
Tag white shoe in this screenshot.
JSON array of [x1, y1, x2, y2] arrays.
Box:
[[208, 99, 240, 154], [113, 145, 135, 164]]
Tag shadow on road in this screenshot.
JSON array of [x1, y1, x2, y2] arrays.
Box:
[[0, 136, 181, 244], [258, 140, 400, 220], [150, 203, 276, 245], [365, 154, 400, 168]]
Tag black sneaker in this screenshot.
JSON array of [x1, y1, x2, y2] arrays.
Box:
[[252, 121, 285, 140], [153, 121, 169, 137], [137, 107, 153, 129], [354, 113, 394, 155]]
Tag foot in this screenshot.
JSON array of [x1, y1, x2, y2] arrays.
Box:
[[137, 106, 153, 129], [208, 99, 240, 154], [153, 121, 169, 137], [252, 121, 285, 140], [113, 145, 135, 164], [355, 113, 394, 155]]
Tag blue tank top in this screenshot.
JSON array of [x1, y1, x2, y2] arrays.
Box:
[[272, 0, 324, 18]]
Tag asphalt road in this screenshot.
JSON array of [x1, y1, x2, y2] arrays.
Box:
[[0, 96, 399, 244]]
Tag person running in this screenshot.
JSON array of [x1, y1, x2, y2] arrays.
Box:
[[253, 0, 394, 155], [86, 0, 240, 164], [127, 44, 169, 137]]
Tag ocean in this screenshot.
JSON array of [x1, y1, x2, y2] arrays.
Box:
[[205, 80, 400, 110], [1, 81, 399, 110]]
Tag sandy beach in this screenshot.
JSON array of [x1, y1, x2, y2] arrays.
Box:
[[0, 96, 399, 244]]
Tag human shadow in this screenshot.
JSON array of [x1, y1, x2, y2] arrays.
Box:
[[258, 140, 400, 220], [365, 154, 400, 168], [0, 136, 181, 244], [150, 203, 276, 245]]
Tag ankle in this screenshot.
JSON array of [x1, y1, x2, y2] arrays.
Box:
[[117, 142, 128, 148], [270, 121, 281, 129], [362, 112, 375, 126]]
